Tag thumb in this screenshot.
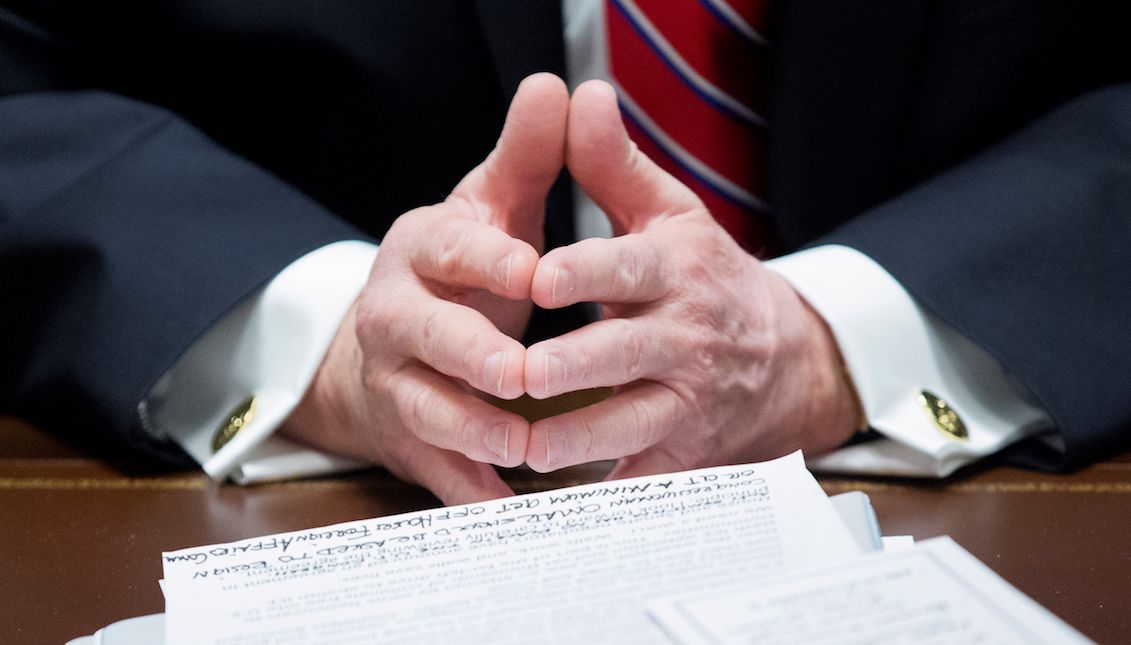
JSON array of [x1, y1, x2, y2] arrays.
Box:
[[566, 80, 702, 234], [451, 73, 569, 245]]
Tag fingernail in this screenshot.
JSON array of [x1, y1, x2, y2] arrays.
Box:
[[484, 423, 510, 463], [551, 267, 571, 304], [485, 351, 507, 395], [497, 254, 513, 292], [543, 352, 566, 395]]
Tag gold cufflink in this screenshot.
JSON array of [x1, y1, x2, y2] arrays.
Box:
[[919, 389, 967, 442], [212, 395, 258, 453]]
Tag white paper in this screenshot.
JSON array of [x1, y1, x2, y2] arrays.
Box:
[[64, 614, 165, 645], [161, 452, 862, 644], [827, 491, 883, 552], [648, 536, 1092, 645], [882, 535, 916, 552]]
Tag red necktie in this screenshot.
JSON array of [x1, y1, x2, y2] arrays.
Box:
[[606, 0, 775, 256]]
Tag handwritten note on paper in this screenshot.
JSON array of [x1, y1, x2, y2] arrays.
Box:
[[161, 451, 862, 645], [648, 537, 1092, 645]]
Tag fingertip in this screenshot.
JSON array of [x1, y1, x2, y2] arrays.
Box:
[[572, 79, 618, 108], [485, 341, 527, 401], [566, 82, 637, 228], [503, 344, 528, 401], [469, 73, 566, 223], [522, 344, 546, 399], [524, 339, 570, 398], [518, 72, 570, 103], [567, 81, 702, 230], [568, 79, 622, 141], [507, 72, 569, 156], [530, 250, 570, 309], [524, 420, 558, 473], [496, 240, 539, 300], [481, 413, 530, 469], [503, 419, 531, 469]]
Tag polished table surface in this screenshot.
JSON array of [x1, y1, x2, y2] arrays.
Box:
[[1, 415, 1129, 645]]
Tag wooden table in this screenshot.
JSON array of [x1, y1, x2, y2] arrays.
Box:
[[1, 416, 1128, 644]]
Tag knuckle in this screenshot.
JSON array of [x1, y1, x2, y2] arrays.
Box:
[[387, 207, 431, 244], [680, 250, 711, 286], [461, 328, 497, 384], [353, 309, 377, 351], [576, 416, 601, 461], [618, 320, 648, 380], [433, 236, 462, 277], [615, 244, 650, 293], [692, 344, 716, 377], [415, 214, 471, 279], [566, 340, 594, 386], [684, 302, 726, 345], [419, 307, 447, 358], [457, 412, 480, 455], [354, 296, 385, 338], [628, 396, 659, 454], [385, 214, 412, 242], [359, 294, 412, 354], [361, 362, 386, 395], [397, 379, 433, 438], [682, 323, 718, 371], [462, 327, 492, 363]]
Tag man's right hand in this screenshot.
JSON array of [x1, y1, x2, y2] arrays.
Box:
[[281, 74, 568, 505]]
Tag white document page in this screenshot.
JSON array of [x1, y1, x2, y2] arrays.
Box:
[[647, 536, 1092, 645], [161, 451, 861, 644]]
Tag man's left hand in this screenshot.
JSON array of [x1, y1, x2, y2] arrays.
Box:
[[522, 80, 859, 479]]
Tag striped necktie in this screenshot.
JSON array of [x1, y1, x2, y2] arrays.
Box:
[[606, 0, 774, 256]]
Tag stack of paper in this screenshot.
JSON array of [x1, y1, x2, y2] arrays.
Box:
[[70, 451, 1091, 644], [160, 452, 864, 643]]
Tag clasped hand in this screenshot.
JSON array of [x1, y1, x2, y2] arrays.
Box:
[[283, 74, 857, 504]]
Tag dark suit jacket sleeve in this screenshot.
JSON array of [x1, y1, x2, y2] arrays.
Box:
[[0, 91, 365, 463], [822, 82, 1131, 471]]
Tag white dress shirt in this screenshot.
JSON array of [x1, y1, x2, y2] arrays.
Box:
[[143, 0, 1054, 483]]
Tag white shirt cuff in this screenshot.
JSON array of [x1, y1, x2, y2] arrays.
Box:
[[144, 240, 378, 483], [766, 245, 1054, 477]]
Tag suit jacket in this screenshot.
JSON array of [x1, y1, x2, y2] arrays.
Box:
[[1, 1, 1128, 469]]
